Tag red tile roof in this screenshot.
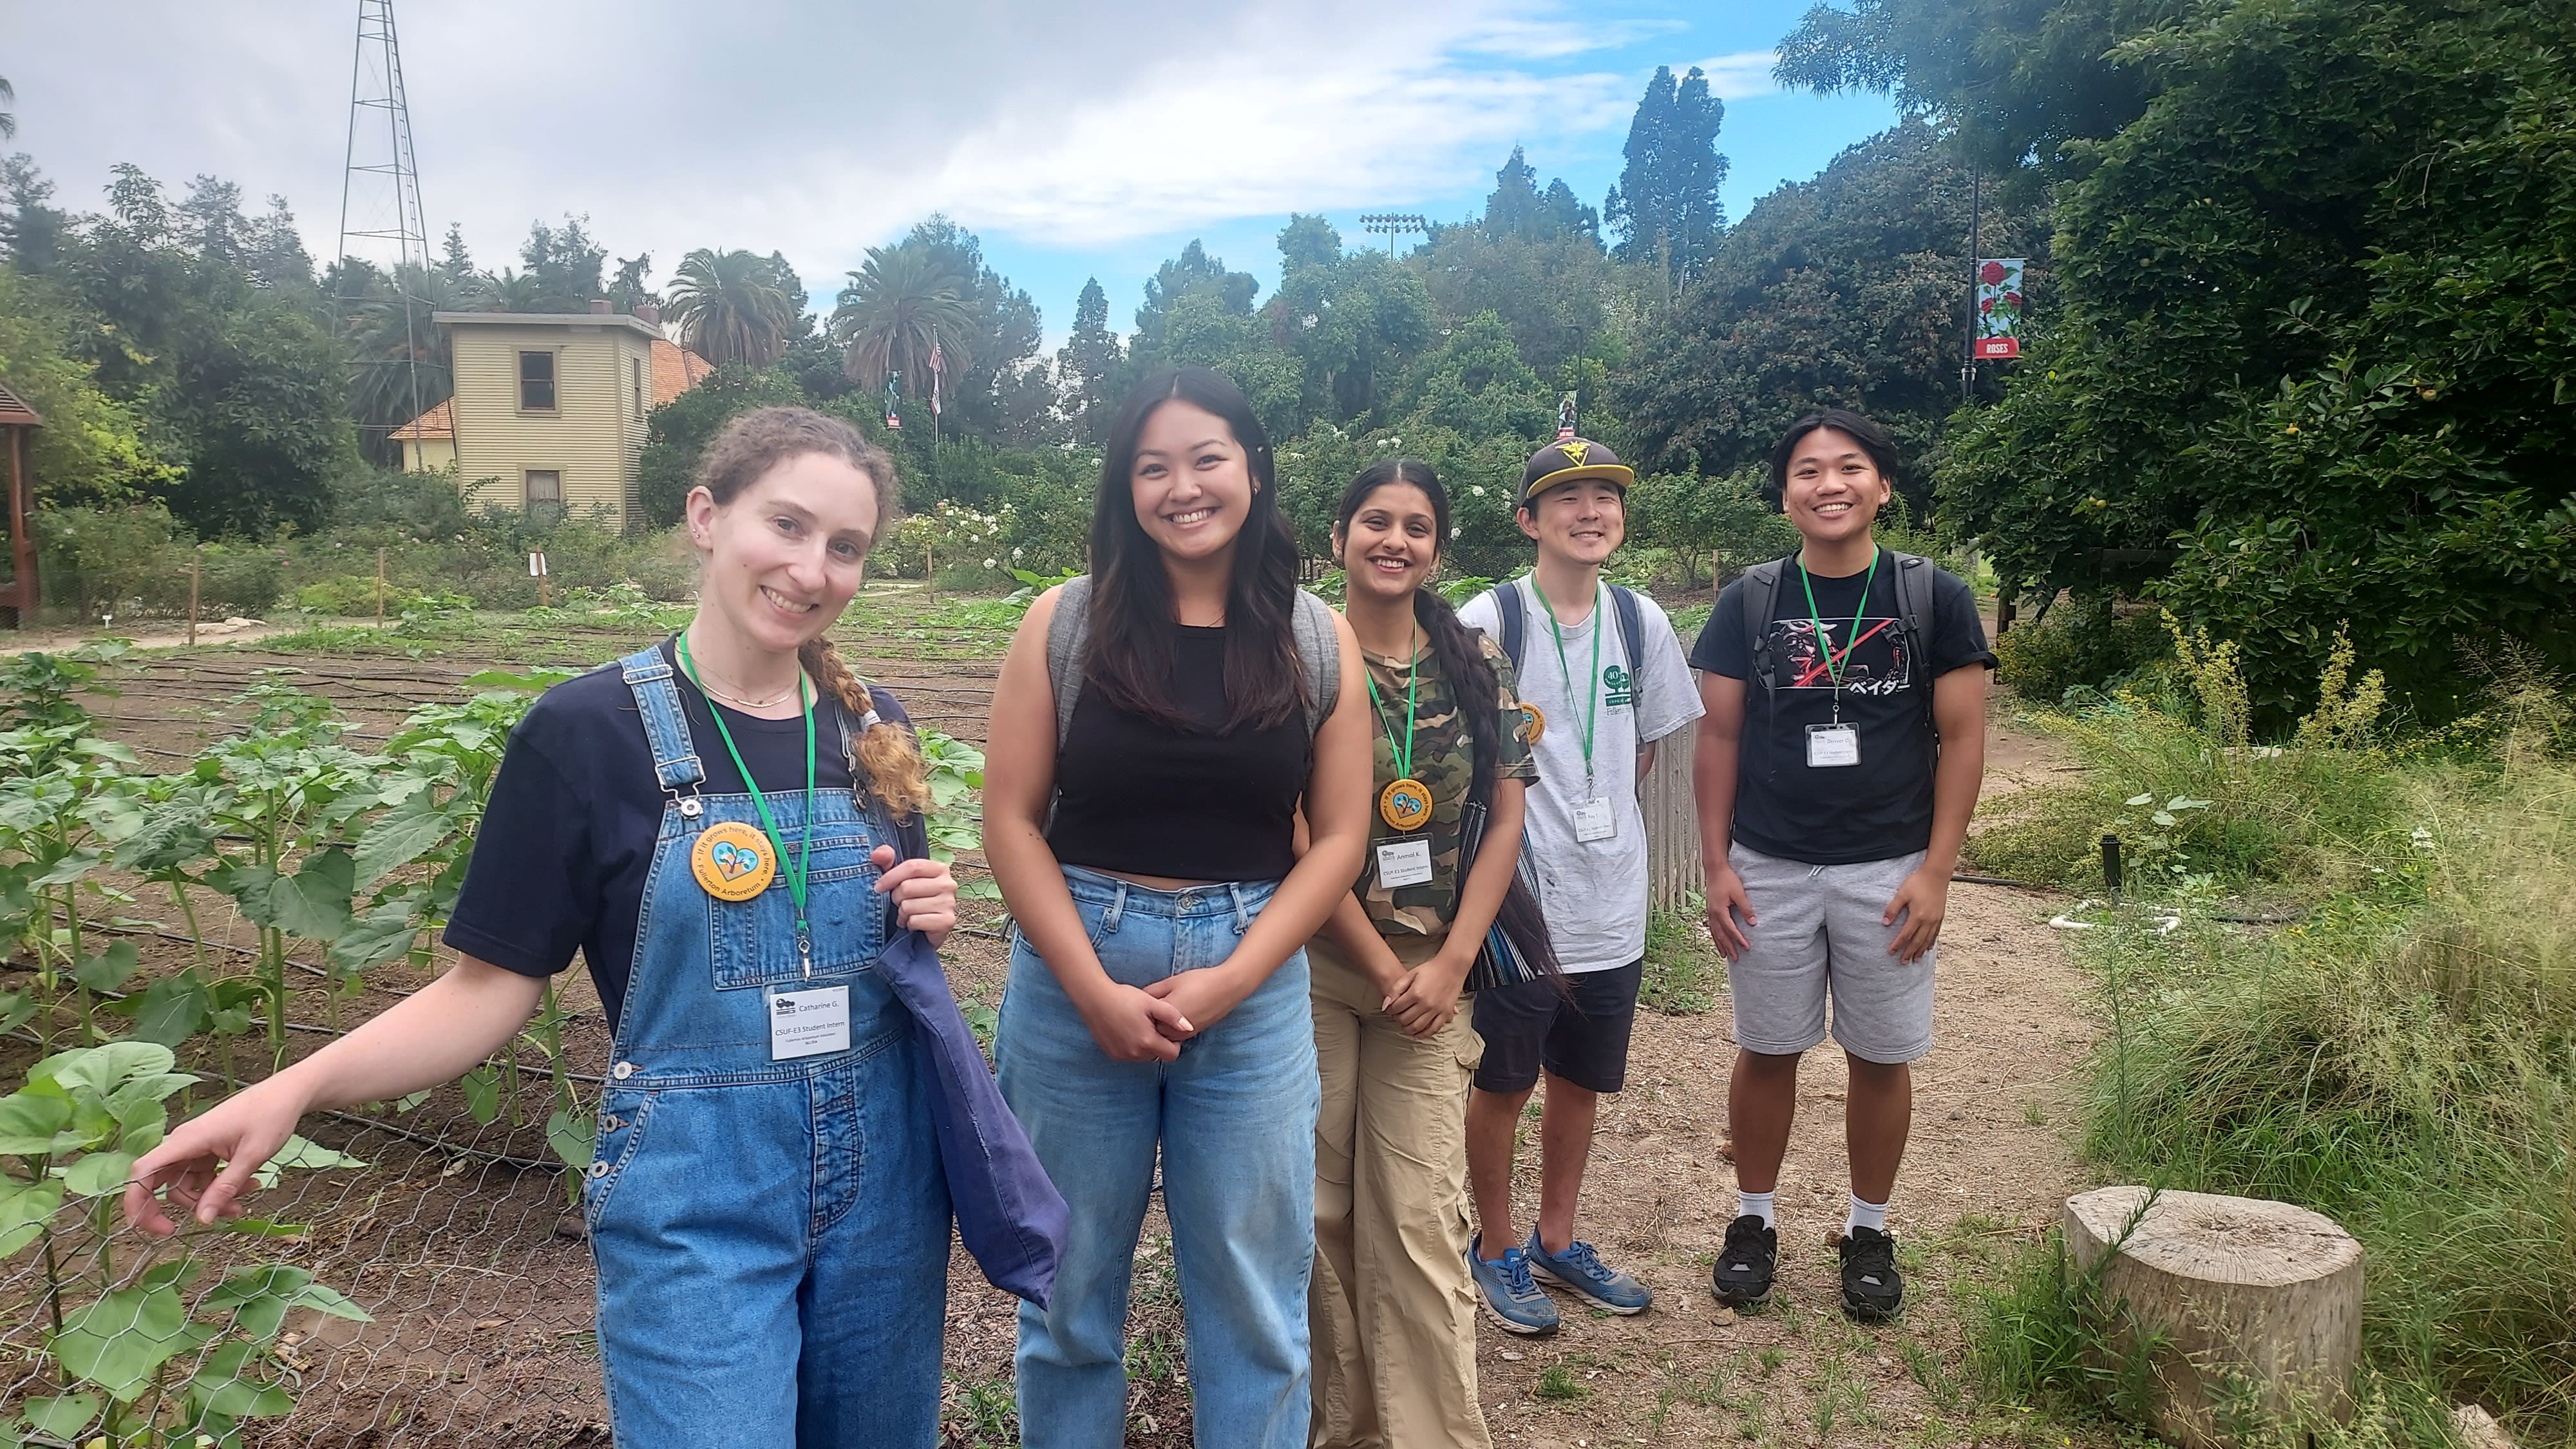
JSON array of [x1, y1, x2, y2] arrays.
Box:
[[651, 339, 714, 407], [390, 399, 452, 440]]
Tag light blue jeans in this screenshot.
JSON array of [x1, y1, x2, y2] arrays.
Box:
[[996, 866, 1320, 1449]]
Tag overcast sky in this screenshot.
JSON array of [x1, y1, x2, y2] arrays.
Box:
[[12, 0, 1895, 344]]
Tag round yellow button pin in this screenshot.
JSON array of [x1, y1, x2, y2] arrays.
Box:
[[1378, 777, 1434, 833], [690, 820, 775, 902], [1517, 701, 1546, 746]]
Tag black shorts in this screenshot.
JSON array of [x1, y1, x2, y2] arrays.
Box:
[[1471, 960, 1643, 1095]]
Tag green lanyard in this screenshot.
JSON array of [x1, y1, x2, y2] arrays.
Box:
[[1797, 547, 1880, 717], [676, 634, 817, 971], [1530, 577, 1604, 791], [1363, 626, 1422, 784]]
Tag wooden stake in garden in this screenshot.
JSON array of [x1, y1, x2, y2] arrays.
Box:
[[187, 546, 201, 647], [375, 545, 386, 625], [925, 540, 936, 605], [530, 550, 550, 609]]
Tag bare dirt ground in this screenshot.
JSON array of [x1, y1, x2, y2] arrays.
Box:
[[6, 618, 2109, 1448]]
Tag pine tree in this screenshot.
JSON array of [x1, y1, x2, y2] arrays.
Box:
[[1056, 277, 1124, 446], [437, 222, 474, 282], [1607, 66, 1727, 287]]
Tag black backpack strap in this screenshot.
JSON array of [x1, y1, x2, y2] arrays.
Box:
[[1889, 551, 1937, 730], [1741, 558, 1788, 696], [1608, 583, 1647, 723], [1484, 582, 1528, 674]]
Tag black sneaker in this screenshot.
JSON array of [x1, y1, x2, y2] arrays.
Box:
[[1839, 1226, 1904, 1321], [1710, 1214, 1776, 1308]]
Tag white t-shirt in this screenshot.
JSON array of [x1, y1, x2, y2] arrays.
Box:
[[1459, 575, 1703, 974]]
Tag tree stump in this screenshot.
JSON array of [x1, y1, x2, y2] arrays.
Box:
[[2064, 1186, 2363, 1448]]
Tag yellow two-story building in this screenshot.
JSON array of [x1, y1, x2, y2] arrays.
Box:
[[395, 303, 710, 529]]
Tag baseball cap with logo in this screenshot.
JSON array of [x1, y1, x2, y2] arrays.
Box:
[[1518, 437, 1634, 507]]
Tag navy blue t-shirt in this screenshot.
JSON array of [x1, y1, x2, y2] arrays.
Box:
[[442, 638, 912, 1027]]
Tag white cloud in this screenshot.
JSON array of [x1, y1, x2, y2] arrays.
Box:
[[12, 0, 1642, 287], [1693, 50, 1783, 101]]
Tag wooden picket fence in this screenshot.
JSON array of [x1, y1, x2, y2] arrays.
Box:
[[1640, 681, 1704, 912]]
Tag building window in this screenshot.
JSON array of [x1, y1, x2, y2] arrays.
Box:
[[632, 356, 645, 417], [526, 469, 562, 510], [519, 350, 556, 411]]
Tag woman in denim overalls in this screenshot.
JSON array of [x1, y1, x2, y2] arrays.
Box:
[[129, 408, 993, 1447]]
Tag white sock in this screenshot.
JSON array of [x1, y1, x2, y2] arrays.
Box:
[[1846, 1194, 1888, 1235], [1737, 1189, 1776, 1227]]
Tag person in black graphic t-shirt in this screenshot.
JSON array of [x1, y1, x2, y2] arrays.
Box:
[[1686, 410, 1994, 1323]]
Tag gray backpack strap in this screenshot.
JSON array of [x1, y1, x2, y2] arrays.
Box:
[[1046, 574, 1094, 751], [1291, 589, 1341, 737]]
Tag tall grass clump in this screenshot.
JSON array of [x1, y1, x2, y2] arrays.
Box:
[[1971, 620, 2411, 895], [1971, 636, 2576, 1443]]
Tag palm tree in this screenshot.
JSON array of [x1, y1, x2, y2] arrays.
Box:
[[832, 243, 974, 405], [345, 263, 484, 463], [663, 248, 798, 368], [0, 78, 15, 141]]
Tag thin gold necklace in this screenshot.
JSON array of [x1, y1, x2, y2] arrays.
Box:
[[687, 655, 804, 710]]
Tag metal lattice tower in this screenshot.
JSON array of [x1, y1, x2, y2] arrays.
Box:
[[336, 0, 430, 446]]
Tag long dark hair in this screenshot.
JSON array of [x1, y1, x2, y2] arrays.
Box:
[[1086, 367, 1305, 733], [1335, 460, 1562, 981]]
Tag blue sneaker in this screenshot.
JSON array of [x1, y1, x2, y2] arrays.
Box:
[[1526, 1231, 1654, 1314], [1466, 1233, 1560, 1335]]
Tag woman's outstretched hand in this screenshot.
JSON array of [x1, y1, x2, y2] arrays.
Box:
[[873, 844, 958, 947], [122, 1077, 307, 1237]]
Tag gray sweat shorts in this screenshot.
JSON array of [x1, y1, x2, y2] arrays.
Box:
[[1726, 843, 1936, 1065]]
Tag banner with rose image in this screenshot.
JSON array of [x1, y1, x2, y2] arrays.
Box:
[[1975, 258, 2025, 359]]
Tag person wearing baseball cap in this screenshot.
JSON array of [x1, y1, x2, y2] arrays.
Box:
[[1453, 437, 1702, 1334]]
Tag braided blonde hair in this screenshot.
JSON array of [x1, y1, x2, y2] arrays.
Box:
[[696, 407, 934, 820]]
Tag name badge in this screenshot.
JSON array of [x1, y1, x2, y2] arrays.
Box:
[[767, 985, 850, 1061], [1571, 797, 1617, 842], [1376, 838, 1435, 889], [1806, 724, 1861, 768]]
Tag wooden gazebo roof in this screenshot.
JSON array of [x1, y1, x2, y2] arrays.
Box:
[[0, 382, 41, 428]]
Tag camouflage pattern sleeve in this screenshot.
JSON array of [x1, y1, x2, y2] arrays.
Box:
[[1485, 636, 1538, 783]]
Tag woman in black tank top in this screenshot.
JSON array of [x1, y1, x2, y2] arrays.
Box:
[[982, 368, 1372, 1448]]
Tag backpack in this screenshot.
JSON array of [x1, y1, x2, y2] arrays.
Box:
[[1043, 574, 1341, 749], [1481, 576, 1650, 724], [1738, 550, 1938, 730]]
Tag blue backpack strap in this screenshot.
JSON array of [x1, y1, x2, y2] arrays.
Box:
[[619, 643, 705, 793], [1608, 584, 1647, 722]]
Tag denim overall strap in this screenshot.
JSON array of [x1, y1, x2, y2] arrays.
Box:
[[620, 643, 705, 793]]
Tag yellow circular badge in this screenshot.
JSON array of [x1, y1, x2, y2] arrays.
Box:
[[1379, 777, 1434, 833], [1517, 701, 1546, 746], [690, 821, 776, 902]]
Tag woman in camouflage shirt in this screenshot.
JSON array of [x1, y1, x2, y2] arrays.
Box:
[[1305, 461, 1537, 1448]]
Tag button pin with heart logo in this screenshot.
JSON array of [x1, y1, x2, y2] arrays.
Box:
[[690, 820, 777, 902]]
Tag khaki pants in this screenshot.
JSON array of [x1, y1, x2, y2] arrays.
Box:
[[1308, 933, 1493, 1449]]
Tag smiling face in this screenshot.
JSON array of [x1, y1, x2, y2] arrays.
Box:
[[1334, 480, 1440, 606], [686, 450, 880, 654], [1779, 426, 1892, 545], [1129, 400, 1255, 565], [1517, 480, 1625, 565]]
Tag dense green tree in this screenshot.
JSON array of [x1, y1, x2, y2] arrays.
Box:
[[663, 247, 799, 368], [0, 269, 176, 506], [1132, 240, 1258, 367], [1, 155, 66, 271], [1938, 0, 2576, 719], [1414, 150, 1612, 379], [1620, 119, 2048, 494], [898, 216, 1043, 440], [1269, 215, 1435, 426], [514, 216, 607, 311], [832, 243, 973, 411], [608, 252, 658, 315], [435, 222, 475, 283], [1605, 66, 1727, 285], [1056, 278, 1124, 446]]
